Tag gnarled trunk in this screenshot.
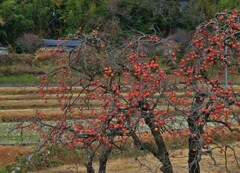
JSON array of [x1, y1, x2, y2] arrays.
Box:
[[188, 135, 201, 173], [98, 146, 112, 173], [144, 115, 174, 173], [187, 93, 205, 173], [85, 159, 95, 173]]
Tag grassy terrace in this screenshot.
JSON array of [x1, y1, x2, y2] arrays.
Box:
[[0, 85, 239, 172], [0, 85, 239, 141], [0, 85, 239, 121], [0, 74, 38, 83], [0, 85, 180, 145], [0, 122, 41, 145]]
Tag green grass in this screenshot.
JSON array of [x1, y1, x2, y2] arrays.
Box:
[[0, 122, 41, 145], [0, 74, 38, 83], [0, 169, 8, 173]]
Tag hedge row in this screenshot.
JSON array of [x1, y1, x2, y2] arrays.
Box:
[[0, 54, 44, 75]]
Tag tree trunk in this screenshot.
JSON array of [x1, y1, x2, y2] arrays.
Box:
[[132, 101, 173, 173], [188, 135, 200, 173], [84, 149, 95, 173], [144, 115, 174, 173], [187, 93, 205, 173], [85, 159, 95, 173], [98, 146, 112, 173]]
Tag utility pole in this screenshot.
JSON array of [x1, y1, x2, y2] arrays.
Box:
[[225, 39, 229, 88]]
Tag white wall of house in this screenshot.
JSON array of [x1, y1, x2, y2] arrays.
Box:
[[0, 47, 8, 55]]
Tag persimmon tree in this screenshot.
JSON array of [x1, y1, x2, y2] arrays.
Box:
[[174, 9, 240, 173], [30, 32, 181, 173], [21, 10, 239, 173]]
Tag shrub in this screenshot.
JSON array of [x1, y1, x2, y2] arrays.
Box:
[[15, 33, 43, 54], [0, 54, 33, 66], [0, 54, 44, 75], [34, 49, 59, 62], [11, 66, 44, 74]]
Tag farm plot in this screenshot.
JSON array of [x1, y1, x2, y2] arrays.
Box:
[[1, 85, 240, 143], [0, 87, 78, 145], [0, 86, 113, 145], [0, 85, 239, 172]]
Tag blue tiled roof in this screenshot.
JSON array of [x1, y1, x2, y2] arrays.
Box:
[[43, 39, 82, 47]]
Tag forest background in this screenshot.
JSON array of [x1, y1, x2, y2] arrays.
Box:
[[0, 0, 239, 49]]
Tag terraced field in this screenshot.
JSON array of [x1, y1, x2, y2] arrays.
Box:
[[1, 85, 240, 143], [0, 87, 84, 145], [0, 85, 240, 172]]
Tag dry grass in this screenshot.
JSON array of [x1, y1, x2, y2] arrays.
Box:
[[0, 99, 105, 110], [0, 84, 239, 122], [0, 100, 60, 109], [0, 105, 239, 122], [0, 105, 189, 122], [2, 145, 239, 173], [0, 92, 188, 101], [0, 94, 84, 101], [0, 145, 33, 169], [0, 87, 39, 95], [0, 87, 84, 95], [29, 147, 240, 173], [0, 109, 95, 122], [0, 94, 41, 100], [0, 130, 239, 172], [0, 85, 239, 95], [0, 109, 61, 121]]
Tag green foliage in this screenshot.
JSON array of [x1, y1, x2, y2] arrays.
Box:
[[0, 169, 8, 173], [0, 74, 37, 83], [0, 0, 60, 44], [63, 0, 108, 33], [219, 0, 240, 10], [0, 0, 239, 45], [187, 0, 240, 22], [0, 0, 16, 18]]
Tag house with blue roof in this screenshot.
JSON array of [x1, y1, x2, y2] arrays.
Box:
[[42, 39, 83, 52]]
